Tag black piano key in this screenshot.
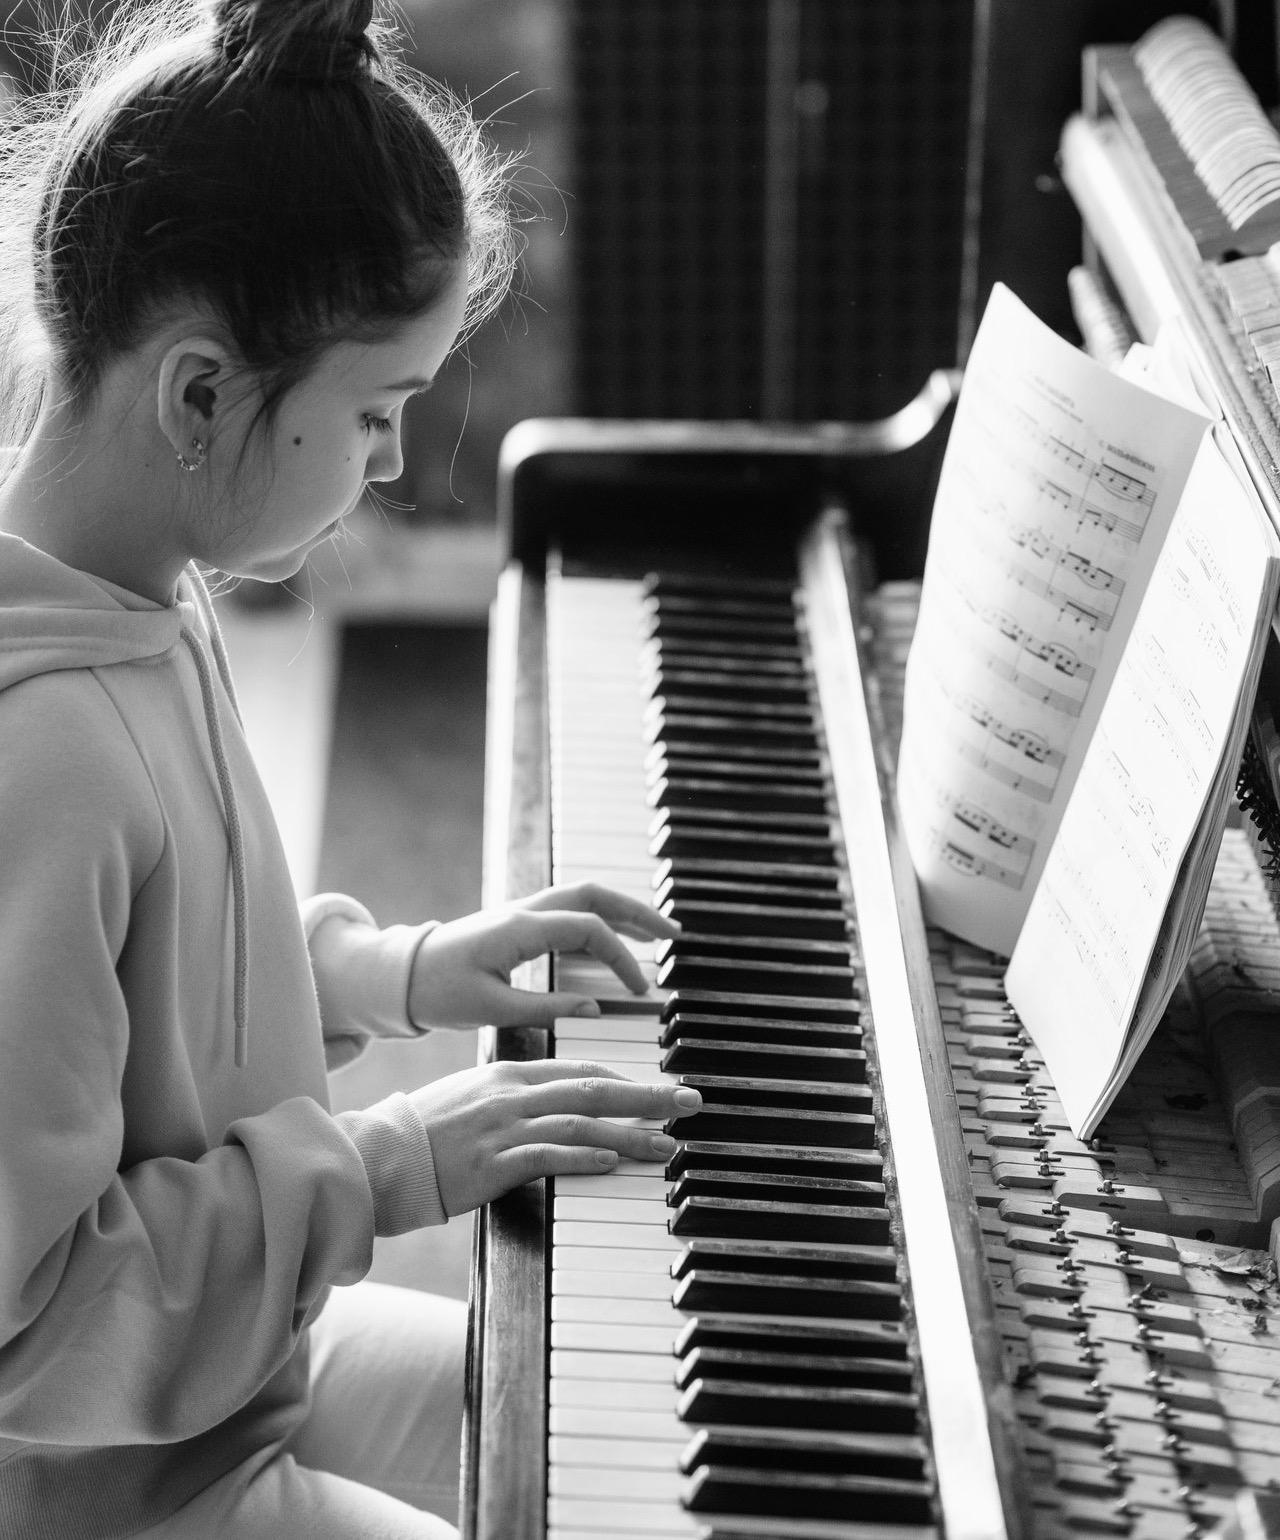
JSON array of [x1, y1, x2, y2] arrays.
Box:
[[672, 1072, 870, 1113], [645, 692, 816, 725], [670, 1201, 893, 1247], [672, 1235, 896, 1278], [642, 568, 797, 596], [662, 987, 860, 1026], [642, 668, 812, 705], [656, 953, 856, 997], [668, 1141, 881, 1182], [644, 741, 823, 775], [674, 1311, 909, 1360], [645, 711, 820, 752], [649, 775, 830, 816], [657, 899, 850, 940], [653, 857, 844, 893], [662, 1036, 866, 1081], [655, 930, 851, 966], [679, 1424, 927, 1479], [665, 1103, 877, 1148], [642, 649, 807, 681], [650, 805, 834, 838], [682, 1462, 934, 1522], [668, 1187, 888, 1242], [678, 1377, 921, 1434], [675, 1348, 914, 1395], [669, 1167, 884, 1208], [645, 614, 801, 639], [671, 1269, 899, 1323], [661, 1014, 861, 1050], [651, 825, 837, 867]]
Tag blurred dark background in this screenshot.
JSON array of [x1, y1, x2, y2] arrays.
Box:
[[5, 0, 1274, 542]]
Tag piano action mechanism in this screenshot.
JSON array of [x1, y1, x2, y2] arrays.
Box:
[[464, 19, 1280, 1540]]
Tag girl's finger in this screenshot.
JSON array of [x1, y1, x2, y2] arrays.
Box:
[[495, 1141, 629, 1187], [512, 911, 650, 994], [483, 987, 602, 1028], [516, 883, 681, 940], [517, 1071, 699, 1124], [517, 1114, 678, 1165]]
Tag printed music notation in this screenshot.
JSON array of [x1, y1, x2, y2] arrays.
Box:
[[1002, 363, 1280, 1137], [898, 282, 1214, 959]]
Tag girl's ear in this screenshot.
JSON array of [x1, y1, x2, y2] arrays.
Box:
[[156, 338, 232, 467]]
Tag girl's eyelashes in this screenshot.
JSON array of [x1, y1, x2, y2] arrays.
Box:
[[361, 413, 394, 434]]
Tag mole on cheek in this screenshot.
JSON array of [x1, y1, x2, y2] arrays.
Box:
[[293, 436, 302, 447]]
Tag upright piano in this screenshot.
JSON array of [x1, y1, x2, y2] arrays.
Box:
[[463, 18, 1280, 1540]]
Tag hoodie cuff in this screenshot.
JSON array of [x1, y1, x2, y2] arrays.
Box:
[[303, 892, 437, 1046], [334, 1093, 448, 1234]]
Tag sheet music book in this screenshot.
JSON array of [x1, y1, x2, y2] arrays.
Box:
[[897, 284, 1280, 1138]]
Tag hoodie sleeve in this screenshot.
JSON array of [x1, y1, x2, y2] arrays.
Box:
[[302, 893, 437, 1070], [0, 676, 381, 1446]]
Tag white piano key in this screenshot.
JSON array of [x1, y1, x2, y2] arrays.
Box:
[[549, 1465, 684, 1501], [550, 1039, 661, 1064], [548, 1435, 685, 1469], [551, 1530, 696, 1540], [550, 1348, 676, 1383], [553, 1244, 675, 1274], [547, 1497, 698, 1536], [554, 1171, 668, 1199], [552, 1268, 674, 1299], [554, 1016, 661, 1042], [549, 1406, 682, 1440], [551, 1321, 681, 1354], [551, 1294, 679, 1327], [553, 1195, 671, 1224], [553, 1220, 677, 1251], [550, 1376, 676, 1409]]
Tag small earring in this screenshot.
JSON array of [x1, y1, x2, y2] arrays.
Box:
[[176, 437, 206, 472]]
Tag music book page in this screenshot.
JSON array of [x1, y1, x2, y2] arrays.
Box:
[[897, 283, 1211, 956], [1004, 428, 1280, 1135]]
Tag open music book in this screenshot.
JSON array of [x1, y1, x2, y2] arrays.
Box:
[[897, 284, 1280, 1138]]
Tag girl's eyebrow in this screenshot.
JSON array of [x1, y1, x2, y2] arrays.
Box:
[[382, 376, 435, 393]]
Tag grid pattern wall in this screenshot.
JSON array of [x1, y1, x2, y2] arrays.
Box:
[[568, 0, 973, 422]]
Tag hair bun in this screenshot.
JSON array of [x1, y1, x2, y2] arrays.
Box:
[[213, 0, 377, 83]]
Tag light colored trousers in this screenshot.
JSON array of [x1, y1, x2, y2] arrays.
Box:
[[138, 1281, 465, 1540]]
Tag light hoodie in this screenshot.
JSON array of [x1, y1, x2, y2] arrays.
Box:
[[0, 532, 449, 1540]]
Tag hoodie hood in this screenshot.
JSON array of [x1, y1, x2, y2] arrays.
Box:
[[0, 532, 192, 689], [0, 532, 252, 1065]]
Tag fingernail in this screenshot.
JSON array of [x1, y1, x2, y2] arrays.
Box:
[[673, 1087, 701, 1110], [594, 1148, 619, 1167], [649, 1133, 676, 1157], [573, 1000, 601, 1018]]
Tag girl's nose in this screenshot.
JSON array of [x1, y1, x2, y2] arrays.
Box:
[[367, 425, 405, 484]]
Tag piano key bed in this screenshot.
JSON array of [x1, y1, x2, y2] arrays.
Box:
[[547, 572, 936, 1538]]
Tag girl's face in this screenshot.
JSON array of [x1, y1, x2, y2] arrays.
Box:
[[196, 272, 468, 583]]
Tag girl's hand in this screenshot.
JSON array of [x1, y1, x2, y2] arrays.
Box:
[[408, 1058, 701, 1215], [407, 882, 680, 1030]]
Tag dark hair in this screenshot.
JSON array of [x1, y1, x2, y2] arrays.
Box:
[[0, 0, 517, 439]]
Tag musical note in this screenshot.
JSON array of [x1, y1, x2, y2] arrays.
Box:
[[1093, 460, 1154, 503], [1079, 503, 1146, 543], [936, 838, 1026, 892]]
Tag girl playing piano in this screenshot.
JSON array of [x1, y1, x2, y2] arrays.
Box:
[[0, 0, 696, 1535]]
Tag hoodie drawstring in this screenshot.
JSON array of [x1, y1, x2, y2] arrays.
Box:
[[181, 627, 251, 1069]]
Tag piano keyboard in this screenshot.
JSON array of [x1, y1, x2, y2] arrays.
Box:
[[544, 570, 937, 1540]]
